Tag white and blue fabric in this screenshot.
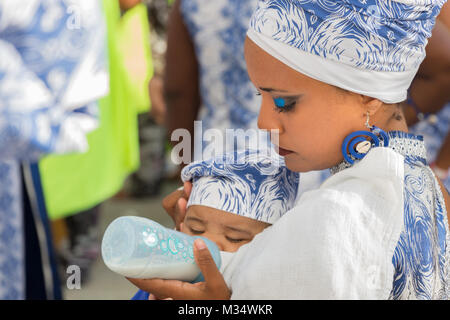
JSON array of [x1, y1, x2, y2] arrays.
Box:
[[181, 150, 299, 224], [222, 133, 449, 299], [248, 0, 447, 103], [180, 0, 270, 152], [0, 0, 108, 299]]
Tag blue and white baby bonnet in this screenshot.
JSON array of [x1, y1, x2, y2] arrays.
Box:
[[181, 150, 300, 224]]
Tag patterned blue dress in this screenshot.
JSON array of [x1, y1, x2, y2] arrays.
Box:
[[408, 104, 450, 192], [0, 0, 107, 299], [389, 132, 449, 299]]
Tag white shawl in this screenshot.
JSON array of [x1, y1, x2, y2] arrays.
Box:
[[221, 147, 405, 299]]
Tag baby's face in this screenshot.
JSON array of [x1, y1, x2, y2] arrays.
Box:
[[180, 205, 270, 252]]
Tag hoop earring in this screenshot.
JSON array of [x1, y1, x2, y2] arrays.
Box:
[[341, 112, 389, 165]]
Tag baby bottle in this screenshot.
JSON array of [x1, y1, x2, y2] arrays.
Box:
[[101, 216, 221, 282]]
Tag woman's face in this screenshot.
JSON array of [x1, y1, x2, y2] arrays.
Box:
[[244, 37, 369, 172]]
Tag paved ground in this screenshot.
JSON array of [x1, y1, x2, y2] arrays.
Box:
[[62, 180, 179, 300]]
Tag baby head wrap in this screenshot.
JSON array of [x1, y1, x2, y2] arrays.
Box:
[[181, 149, 300, 224], [247, 0, 446, 103]]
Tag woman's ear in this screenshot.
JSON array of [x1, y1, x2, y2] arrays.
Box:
[[360, 95, 384, 116]]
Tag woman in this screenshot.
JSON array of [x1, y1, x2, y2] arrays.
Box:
[[128, 0, 450, 299]]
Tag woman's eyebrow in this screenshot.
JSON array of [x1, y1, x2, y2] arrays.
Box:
[[259, 87, 289, 93], [259, 87, 303, 98]]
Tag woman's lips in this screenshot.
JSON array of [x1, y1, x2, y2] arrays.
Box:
[[276, 146, 294, 156]]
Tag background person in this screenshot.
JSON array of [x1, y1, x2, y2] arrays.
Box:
[[0, 0, 108, 299], [405, 5, 450, 191]]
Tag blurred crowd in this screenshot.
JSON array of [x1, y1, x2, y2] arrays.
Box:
[[0, 0, 448, 300]]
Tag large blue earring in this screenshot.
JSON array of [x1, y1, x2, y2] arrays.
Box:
[[341, 113, 389, 165]]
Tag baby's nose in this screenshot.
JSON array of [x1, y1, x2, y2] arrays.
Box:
[[202, 233, 225, 251]]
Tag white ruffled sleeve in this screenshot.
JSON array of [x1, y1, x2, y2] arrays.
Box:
[[223, 147, 405, 299]]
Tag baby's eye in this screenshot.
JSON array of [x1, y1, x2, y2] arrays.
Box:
[[225, 236, 248, 243], [188, 227, 204, 235]]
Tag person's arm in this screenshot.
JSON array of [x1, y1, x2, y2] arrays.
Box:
[[164, 0, 201, 156], [433, 133, 450, 173], [432, 133, 450, 219], [119, 0, 141, 11], [405, 18, 450, 125], [439, 1, 450, 29]]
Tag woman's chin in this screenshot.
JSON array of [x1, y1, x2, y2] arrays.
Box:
[[283, 154, 327, 173], [283, 155, 309, 172]]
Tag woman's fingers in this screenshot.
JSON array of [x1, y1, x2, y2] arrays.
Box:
[[126, 241, 230, 300], [161, 182, 192, 226], [183, 181, 192, 198], [127, 277, 208, 300], [175, 197, 187, 230], [162, 187, 188, 228], [127, 278, 187, 299], [193, 239, 231, 299]]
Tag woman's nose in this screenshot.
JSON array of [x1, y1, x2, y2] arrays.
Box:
[[257, 99, 284, 134]]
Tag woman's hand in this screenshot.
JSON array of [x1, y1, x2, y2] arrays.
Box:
[[127, 239, 231, 300], [162, 181, 192, 230]]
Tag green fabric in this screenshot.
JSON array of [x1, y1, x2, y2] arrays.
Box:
[[39, 0, 153, 220]]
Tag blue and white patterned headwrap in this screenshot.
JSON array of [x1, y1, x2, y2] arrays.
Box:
[[248, 0, 446, 103], [181, 150, 300, 224]]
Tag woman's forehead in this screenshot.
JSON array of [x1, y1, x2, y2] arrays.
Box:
[[245, 37, 319, 92]]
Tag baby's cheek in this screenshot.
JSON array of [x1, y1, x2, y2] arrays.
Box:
[[226, 241, 249, 253]]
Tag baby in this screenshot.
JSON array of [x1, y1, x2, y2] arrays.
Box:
[[179, 149, 299, 252], [131, 149, 299, 299]]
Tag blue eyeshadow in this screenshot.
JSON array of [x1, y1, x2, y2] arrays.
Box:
[[274, 98, 286, 108]]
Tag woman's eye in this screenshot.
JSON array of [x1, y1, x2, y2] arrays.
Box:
[[273, 98, 297, 112], [273, 97, 296, 113], [274, 97, 285, 107]]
